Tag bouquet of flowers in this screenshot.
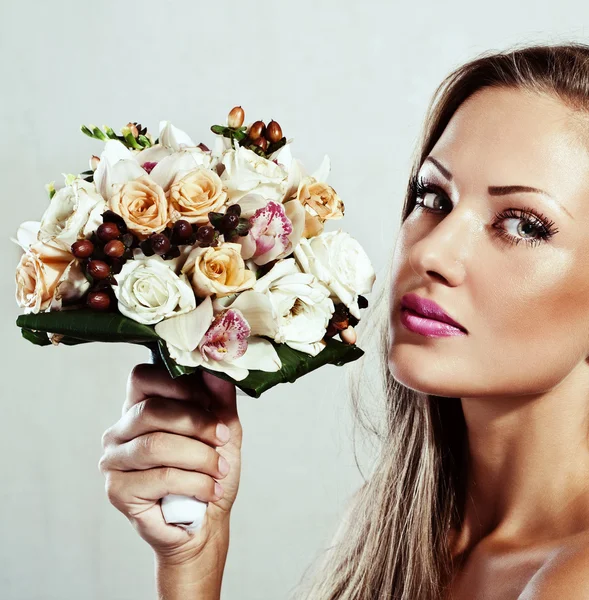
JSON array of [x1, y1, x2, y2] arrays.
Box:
[[14, 107, 376, 398], [12, 107, 376, 529]]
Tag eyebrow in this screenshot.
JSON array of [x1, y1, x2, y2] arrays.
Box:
[[423, 156, 573, 219]]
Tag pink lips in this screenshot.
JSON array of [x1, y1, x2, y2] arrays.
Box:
[[399, 293, 467, 337]]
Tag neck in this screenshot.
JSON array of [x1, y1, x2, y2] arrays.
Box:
[[454, 361, 589, 554]]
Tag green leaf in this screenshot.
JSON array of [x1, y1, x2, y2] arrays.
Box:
[[17, 313, 364, 398], [16, 311, 160, 343], [21, 328, 51, 346], [104, 126, 119, 140], [138, 134, 152, 148], [92, 126, 107, 141], [45, 181, 56, 200], [149, 336, 364, 398], [80, 124, 94, 138], [210, 124, 247, 142], [122, 128, 141, 150]]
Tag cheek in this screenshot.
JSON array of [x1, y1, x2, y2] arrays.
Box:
[[388, 234, 589, 397], [467, 255, 589, 393]]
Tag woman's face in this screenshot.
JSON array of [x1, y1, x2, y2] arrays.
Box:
[[388, 86, 589, 398]]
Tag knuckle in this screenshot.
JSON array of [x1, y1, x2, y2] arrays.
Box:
[[134, 398, 151, 423], [160, 466, 175, 486], [136, 396, 166, 424], [97, 454, 107, 474], [128, 363, 151, 391], [100, 427, 113, 449], [104, 474, 122, 506], [141, 431, 164, 456]]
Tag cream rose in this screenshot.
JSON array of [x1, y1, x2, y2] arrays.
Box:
[[167, 168, 228, 225], [112, 255, 196, 325], [15, 239, 90, 314], [108, 175, 168, 239], [181, 242, 256, 298], [296, 176, 344, 238]]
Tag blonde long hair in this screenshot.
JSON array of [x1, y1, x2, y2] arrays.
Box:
[[289, 41, 589, 600]]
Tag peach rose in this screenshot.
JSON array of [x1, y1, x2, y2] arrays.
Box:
[[296, 176, 345, 238], [15, 239, 90, 313], [108, 175, 168, 239], [181, 242, 256, 298], [167, 168, 228, 225]]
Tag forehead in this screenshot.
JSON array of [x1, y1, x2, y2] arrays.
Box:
[[425, 87, 589, 203]]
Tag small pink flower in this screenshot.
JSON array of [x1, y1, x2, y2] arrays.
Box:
[[142, 161, 158, 174], [198, 308, 251, 362], [248, 200, 293, 263]]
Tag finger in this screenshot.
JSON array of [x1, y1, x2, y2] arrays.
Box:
[[201, 370, 237, 418], [104, 396, 229, 447], [100, 431, 229, 479], [123, 363, 213, 415], [104, 467, 223, 510]]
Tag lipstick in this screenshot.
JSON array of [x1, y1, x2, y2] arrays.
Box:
[[399, 293, 467, 337]]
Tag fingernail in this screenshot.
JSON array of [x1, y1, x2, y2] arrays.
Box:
[[216, 422, 231, 443], [218, 455, 230, 476]]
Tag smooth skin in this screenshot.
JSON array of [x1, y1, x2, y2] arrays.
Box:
[[389, 86, 589, 599], [98, 363, 243, 597]]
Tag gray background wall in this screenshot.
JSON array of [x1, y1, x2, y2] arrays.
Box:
[[2, 1, 586, 598]]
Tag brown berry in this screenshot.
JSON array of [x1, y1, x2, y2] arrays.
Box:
[[227, 106, 245, 128], [104, 239, 125, 258], [253, 136, 268, 151], [71, 239, 94, 258], [97, 222, 120, 242], [266, 120, 282, 143], [248, 120, 265, 141], [151, 233, 171, 255], [196, 225, 215, 244], [226, 204, 241, 217], [88, 260, 110, 279], [173, 219, 193, 240], [222, 213, 239, 231], [87, 291, 110, 311]]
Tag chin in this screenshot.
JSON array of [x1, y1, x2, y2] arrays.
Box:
[[387, 344, 463, 397]]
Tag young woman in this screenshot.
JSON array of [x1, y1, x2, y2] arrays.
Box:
[[99, 41, 589, 599]]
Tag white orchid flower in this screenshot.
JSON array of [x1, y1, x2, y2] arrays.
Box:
[[155, 293, 282, 381]]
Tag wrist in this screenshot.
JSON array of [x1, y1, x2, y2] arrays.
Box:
[[154, 519, 230, 600]]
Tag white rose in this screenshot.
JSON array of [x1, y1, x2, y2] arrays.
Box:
[[293, 230, 375, 320], [251, 257, 334, 356], [220, 143, 289, 203], [38, 179, 106, 249], [113, 255, 196, 325]]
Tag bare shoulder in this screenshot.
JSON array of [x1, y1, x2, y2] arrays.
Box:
[[519, 534, 589, 599]]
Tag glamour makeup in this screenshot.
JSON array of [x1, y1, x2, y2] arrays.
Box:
[[399, 293, 467, 338]]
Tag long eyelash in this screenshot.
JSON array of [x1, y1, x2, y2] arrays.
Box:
[[408, 174, 560, 248]]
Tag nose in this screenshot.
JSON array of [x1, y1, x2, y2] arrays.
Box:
[[408, 204, 474, 286]]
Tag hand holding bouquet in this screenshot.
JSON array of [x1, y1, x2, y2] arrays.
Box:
[[13, 107, 376, 530]]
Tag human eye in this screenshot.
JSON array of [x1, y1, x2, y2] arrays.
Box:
[[409, 175, 452, 214], [491, 207, 559, 248], [408, 175, 559, 248]]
